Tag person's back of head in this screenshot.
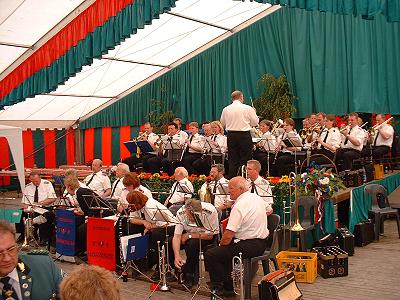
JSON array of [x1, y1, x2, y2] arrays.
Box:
[[60, 265, 120, 300]]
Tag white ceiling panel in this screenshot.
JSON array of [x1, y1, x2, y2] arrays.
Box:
[[0, 0, 85, 45], [0, 45, 27, 74], [49, 58, 162, 97]]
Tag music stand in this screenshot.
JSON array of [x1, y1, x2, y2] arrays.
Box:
[[259, 136, 276, 177], [118, 234, 153, 282], [163, 137, 183, 162], [82, 193, 116, 218]]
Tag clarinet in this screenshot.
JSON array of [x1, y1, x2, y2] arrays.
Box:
[[273, 132, 285, 164]]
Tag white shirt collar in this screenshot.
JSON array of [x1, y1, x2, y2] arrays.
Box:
[[3, 268, 19, 283]]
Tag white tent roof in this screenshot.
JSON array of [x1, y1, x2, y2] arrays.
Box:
[[0, 0, 278, 129]]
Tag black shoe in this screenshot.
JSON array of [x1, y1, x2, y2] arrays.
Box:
[[151, 270, 160, 281], [182, 273, 195, 288]]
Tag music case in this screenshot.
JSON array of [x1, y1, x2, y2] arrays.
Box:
[[337, 227, 355, 256], [354, 220, 375, 247], [258, 270, 302, 300], [312, 246, 349, 279]]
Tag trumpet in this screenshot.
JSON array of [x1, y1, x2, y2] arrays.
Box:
[[134, 131, 147, 141], [369, 116, 393, 132], [231, 252, 244, 300], [299, 123, 321, 140], [157, 241, 170, 291], [271, 119, 284, 135]]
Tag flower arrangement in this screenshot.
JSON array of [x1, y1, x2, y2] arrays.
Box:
[[296, 162, 346, 198]]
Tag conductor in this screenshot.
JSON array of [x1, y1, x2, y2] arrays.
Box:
[[220, 90, 259, 178]]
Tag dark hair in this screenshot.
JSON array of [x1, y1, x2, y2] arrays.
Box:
[[167, 122, 178, 129], [211, 164, 225, 173]]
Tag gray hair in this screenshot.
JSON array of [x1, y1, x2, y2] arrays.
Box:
[[247, 159, 261, 172], [211, 164, 225, 174], [229, 176, 249, 191], [64, 168, 78, 178], [116, 163, 130, 174], [175, 167, 188, 178], [0, 220, 16, 238]]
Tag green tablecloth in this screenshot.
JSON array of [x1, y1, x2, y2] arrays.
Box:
[[349, 172, 400, 232]]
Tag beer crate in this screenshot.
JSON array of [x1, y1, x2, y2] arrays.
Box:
[[312, 246, 349, 278], [276, 251, 317, 283]]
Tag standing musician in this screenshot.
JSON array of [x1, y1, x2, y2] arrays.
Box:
[[252, 119, 276, 176], [181, 122, 205, 175], [362, 114, 394, 160], [204, 177, 269, 297], [274, 118, 302, 176], [124, 122, 160, 172], [0, 220, 63, 300], [173, 117, 189, 140], [17, 171, 57, 245], [164, 167, 194, 215], [145, 122, 186, 175], [220, 90, 259, 179], [335, 112, 365, 171], [83, 159, 112, 198], [126, 191, 177, 281], [246, 160, 273, 215], [172, 199, 220, 288], [311, 114, 341, 163]]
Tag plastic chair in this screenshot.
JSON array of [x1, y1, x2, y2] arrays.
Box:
[[292, 196, 318, 252], [243, 214, 280, 300], [365, 184, 400, 240]]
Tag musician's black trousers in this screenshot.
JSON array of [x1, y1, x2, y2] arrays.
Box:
[[335, 148, 361, 171], [253, 150, 275, 176], [204, 238, 267, 290], [361, 145, 390, 161], [181, 152, 202, 175], [227, 131, 252, 179], [311, 149, 335, 165], [148, 226, 176, 268], [275, 152, 295, 176]]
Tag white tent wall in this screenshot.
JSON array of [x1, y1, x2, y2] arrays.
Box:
[[0, 124, 25, 191]]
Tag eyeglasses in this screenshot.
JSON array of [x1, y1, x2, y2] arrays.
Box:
[[0, 244, 18, 259]]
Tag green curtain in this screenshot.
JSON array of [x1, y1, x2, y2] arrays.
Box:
[[81, 7, 400, 129], [94, 128, 102, 160], [111, 127, 121, 164], [0, 0, 177, 108], [32, 130, 45, 168], [55, 130, 67, 167], [349, 172, 400, 232], [247, 0, 400, 22]]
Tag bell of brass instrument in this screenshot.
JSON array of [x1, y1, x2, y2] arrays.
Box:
[[21, 213, 38, 249], [271, 119, 284, 135], [289, 172, 304, 232], [198, 182, 212, 203], [231, 252, 244, 300], [240, 165, 247, 178], [134, 131, 147, 141]]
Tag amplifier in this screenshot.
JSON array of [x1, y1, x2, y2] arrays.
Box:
[[337, 227, 355, 256], [312, 246, 349, 279], [354, 219, 375, 247]]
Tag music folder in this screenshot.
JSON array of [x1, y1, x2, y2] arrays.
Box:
[[123, 140, 154, 154], [282, 135, 302, 148]]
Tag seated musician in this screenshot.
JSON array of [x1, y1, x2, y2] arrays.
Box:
[[117, 172, 153, 212], [145, 122, 186, 175], [173, 117, 189, 139], [62, 168, 89, 206], [126, 191, 177, 280], [192, 121, 227, 176], [109, 163, 130, 201], [181, 122, 205, 175], [311, 114, 341, 164], [83, 159, 111, 198], [246, 160, 273, 215], [124, 122, 160, 172], [252, 119, 276, 176], [164, 167, 194, 215], [274, 118, 302, 176], [64, 176, 99, 255], [172, 199, 220, 288], [204, 177, 269, 297], [16, 171, 57, 245], [335, 113, 365, 171], [362, 114, 394, 160]]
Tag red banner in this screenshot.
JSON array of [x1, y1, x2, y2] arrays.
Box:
[[87, 217, 116, 271], [66, 128, 75, 165], [44, 129, 56, 168], [119, 126, 131, 159], [84, 128, 95, 164], [22, 130, 35, 168], [0, 137, 10, 186]]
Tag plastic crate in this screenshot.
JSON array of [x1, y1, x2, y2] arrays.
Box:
[[276, 251, 317, 283], [312, 246, 349, 278]]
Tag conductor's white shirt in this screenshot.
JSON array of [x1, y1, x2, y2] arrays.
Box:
[[227, 191, 269, 241], [220, 100, 259, 131]]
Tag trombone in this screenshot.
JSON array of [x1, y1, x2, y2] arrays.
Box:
[[369, 116, 393, 133]]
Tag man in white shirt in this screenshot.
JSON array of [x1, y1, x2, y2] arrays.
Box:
[[246, 160, 273, 215], [110, 163, 130, 200], [164, 167, 194, 215], [364, 114, 394, 160], [220, 90, 259, 178], [335, 113, 366, 171], [83, 159, 111, 198], [17, 171, 57, 244], [204, 176, 268, 296], [181, 122, 205, 175], [172, 199, 219, 287]]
